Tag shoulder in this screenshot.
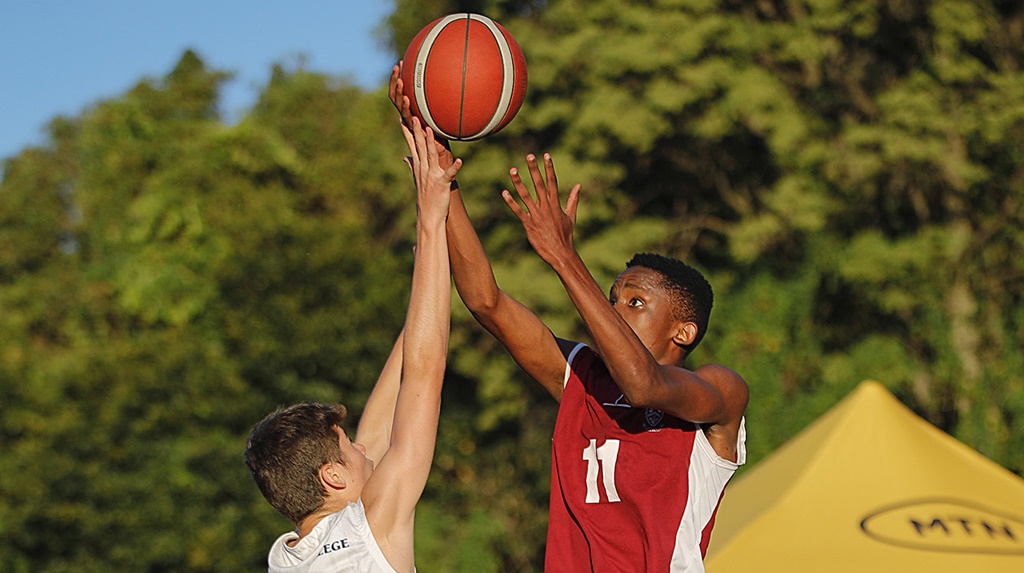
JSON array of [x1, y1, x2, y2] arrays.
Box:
[[692, 363, 748, 448], [556, 337, 585, 360], [316, 501, 369, 536], [695, 363, 747, 413], [559, 340, 609, 382], [556, 338, 592, 376], [694, 363, 746, 390]]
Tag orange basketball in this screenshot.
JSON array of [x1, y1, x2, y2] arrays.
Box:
[[401, 13, 528, 141]]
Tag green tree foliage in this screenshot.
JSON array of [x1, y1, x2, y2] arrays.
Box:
[[3, 1, 1024, 571], [0, 51, 419, 571], [382, 0, 1024, 566], [393, 0, 1024, 453]]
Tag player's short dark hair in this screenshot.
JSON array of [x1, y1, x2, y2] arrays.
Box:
[[626, 253, 714, 350], [244, 402, 348, 524]]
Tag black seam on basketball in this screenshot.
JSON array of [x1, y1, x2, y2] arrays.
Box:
[[459, 13, 470, 139]]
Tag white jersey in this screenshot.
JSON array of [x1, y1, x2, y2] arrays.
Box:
[[267, 499, 398, 573]]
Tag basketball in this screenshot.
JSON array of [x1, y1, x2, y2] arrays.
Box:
[[400, 13, 528, 141]]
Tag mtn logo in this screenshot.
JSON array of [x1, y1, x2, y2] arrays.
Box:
[[860, 498, 1024, 555]]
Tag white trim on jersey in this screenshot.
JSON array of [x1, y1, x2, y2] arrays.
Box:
[[563, 342, 587, 389], [670, 417, 747, 573]]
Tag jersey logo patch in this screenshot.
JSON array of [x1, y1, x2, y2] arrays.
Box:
[[644, 408, 665, 430]]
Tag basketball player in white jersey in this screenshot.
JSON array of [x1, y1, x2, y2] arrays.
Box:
[[244, 116, 460, 573]]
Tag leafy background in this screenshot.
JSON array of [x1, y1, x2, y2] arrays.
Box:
[[2, 0, 1023, 570]]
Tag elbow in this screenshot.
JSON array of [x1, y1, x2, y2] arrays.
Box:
[[460, 286, 503, 319], [616, 369, 662, 409], [621, 387, 658, 410], [450, 259, 502, 316], [616, 366, 702, 415]]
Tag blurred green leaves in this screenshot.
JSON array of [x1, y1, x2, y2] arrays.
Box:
[[3, 1, 1024, 571]]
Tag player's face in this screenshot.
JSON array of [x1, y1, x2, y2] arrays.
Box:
[[609, 266, 681, 359], [334, 426, 373, 487]]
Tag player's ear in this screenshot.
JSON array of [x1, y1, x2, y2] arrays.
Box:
[[319, 462, 347, 491], [672, 321, 699, 347]]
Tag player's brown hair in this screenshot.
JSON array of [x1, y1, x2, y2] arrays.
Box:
[[244, 402, 348, 524]]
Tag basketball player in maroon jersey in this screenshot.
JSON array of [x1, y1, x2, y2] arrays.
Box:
[[389, 67, 748, 572]]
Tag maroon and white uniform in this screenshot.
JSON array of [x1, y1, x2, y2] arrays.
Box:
[[545, 343, 746, 573]]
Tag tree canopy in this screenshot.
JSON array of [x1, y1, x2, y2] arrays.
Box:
[[2, 1, 1023, 571]]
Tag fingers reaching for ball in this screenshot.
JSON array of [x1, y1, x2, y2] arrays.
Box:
[[391, 59, 456, 169], [389, 62, 415, 127], [401, 118, 462, 225]]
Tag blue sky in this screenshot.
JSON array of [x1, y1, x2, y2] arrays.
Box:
[[0, 1, 396, 161]]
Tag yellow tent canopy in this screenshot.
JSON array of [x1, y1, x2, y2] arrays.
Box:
[[706, 380, 1024, 572]]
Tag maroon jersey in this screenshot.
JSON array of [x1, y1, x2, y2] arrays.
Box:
[[545, 343, 745, 573]]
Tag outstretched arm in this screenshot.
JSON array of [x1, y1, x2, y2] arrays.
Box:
[[446, 188, 574, 399], [502, 154, 747, 434], [362, 119, 460, 568], [354, 329, 403, 466], [387, 62, 570, 400]]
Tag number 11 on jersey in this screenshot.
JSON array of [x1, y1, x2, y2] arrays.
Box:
[[582, 438, 621, 503]]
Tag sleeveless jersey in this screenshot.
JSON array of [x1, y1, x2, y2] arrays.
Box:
[[545, 343, 746, 573], [267, 499, 398, 573]]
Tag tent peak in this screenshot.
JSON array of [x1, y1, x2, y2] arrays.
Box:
[[846, 379, 904, 414], [855, 379, 888, 397]]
